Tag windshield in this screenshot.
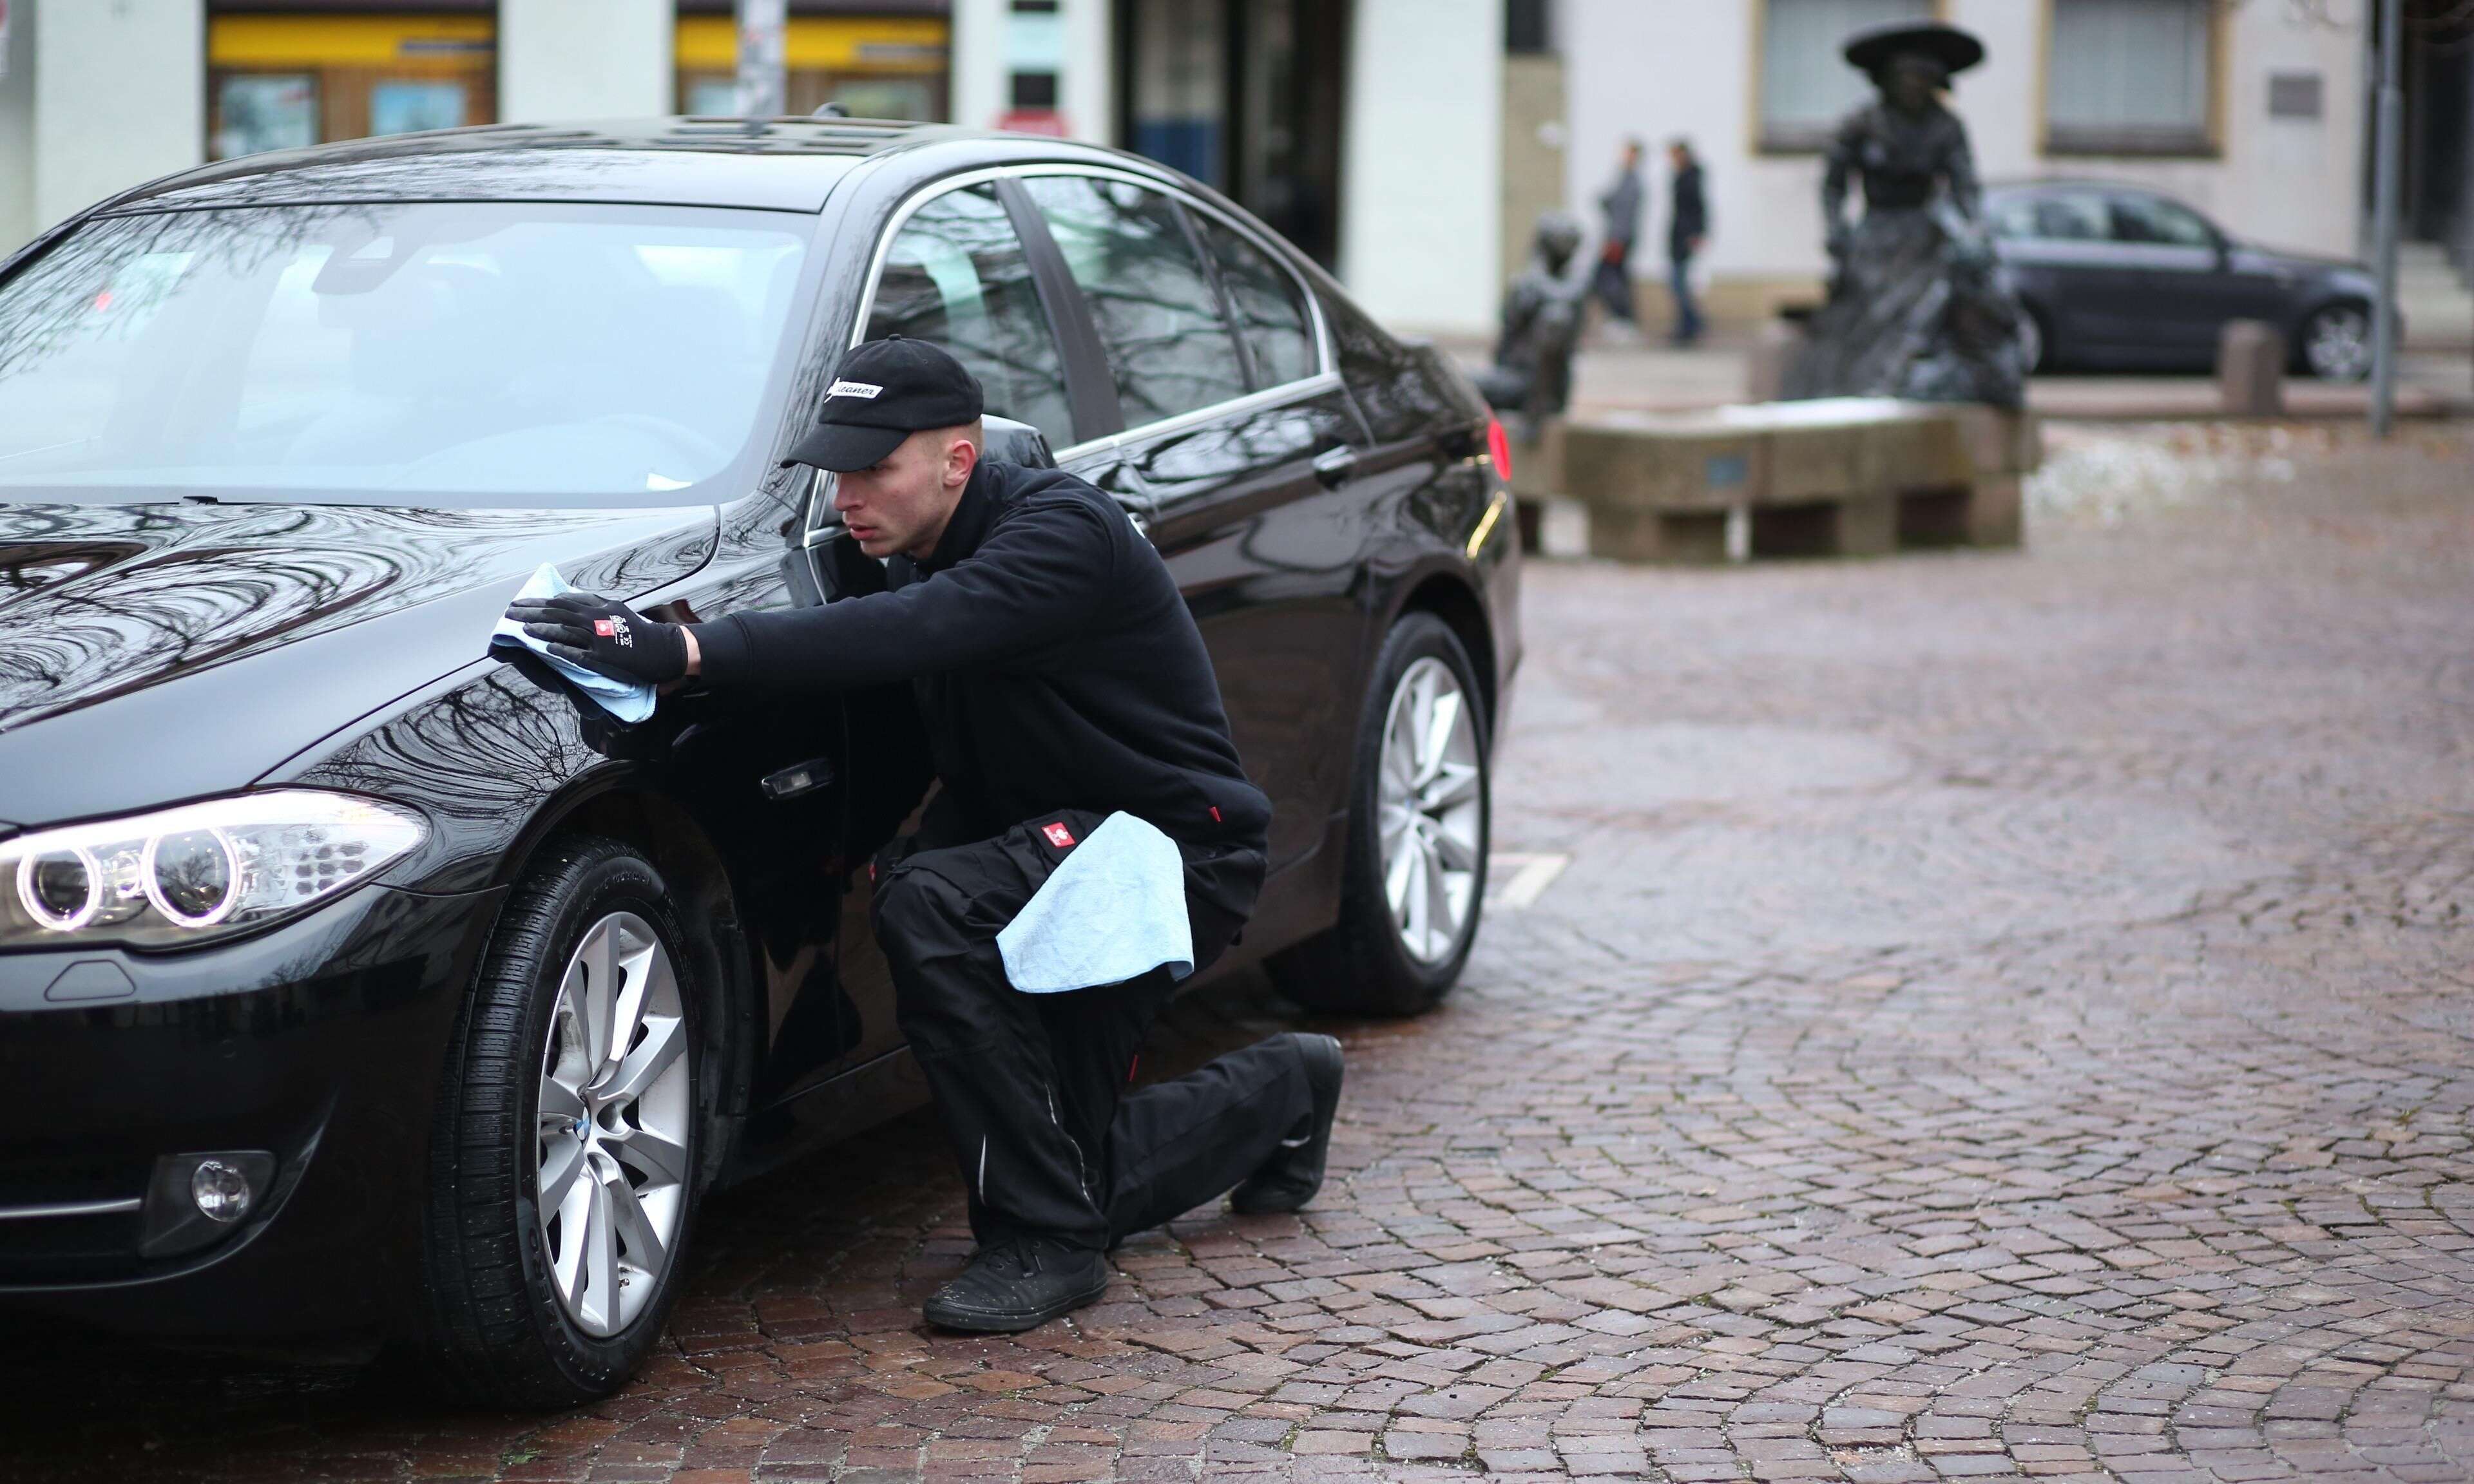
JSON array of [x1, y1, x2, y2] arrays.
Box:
[[0, 202, 812, 506]]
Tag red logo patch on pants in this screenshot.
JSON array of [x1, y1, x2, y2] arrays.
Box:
[[1041, 821, 1076, 849]]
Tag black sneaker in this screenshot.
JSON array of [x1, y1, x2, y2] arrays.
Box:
[[921, 1236, 1111, 1333], [1229, 1033, 1345, 1215]]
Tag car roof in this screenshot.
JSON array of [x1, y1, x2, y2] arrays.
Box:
[[102, 118, 1128, 216], [1984, 178, 2182, 202]]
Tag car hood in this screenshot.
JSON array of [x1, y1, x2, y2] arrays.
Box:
[[2234, 241, 2371, 278], [0, 499, 716, 824]]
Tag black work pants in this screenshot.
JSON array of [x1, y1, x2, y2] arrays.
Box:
[[870, 808, 1311, 1253]]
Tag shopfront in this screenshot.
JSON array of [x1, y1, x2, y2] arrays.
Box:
[[207, 10, 496, 160]]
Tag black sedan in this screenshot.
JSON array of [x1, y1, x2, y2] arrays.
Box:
[[0, 119, 1519, 1403], [1985, 180, 2387, 381]]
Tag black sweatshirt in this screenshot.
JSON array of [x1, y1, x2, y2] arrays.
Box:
[[691, 460, 1271, 853]]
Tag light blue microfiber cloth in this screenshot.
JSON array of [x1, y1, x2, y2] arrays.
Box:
[[997, 812, 1194, 994], [488, 564, 658, 724]]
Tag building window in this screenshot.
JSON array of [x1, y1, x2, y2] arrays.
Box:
[[2044, 0, 2216, 156], [1757, 0, 1932, 152]]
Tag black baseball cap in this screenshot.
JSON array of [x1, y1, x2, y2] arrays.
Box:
[[782, 336, 986, 472]]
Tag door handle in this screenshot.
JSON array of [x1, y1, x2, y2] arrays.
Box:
[[760, 757, 837, 801], [1312, 447, 1360, 488]]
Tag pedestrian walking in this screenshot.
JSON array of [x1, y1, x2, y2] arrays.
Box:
[[1593, 138, 1647, 336], [506, 336, 1346, 1335], [1667, 137, 1709, 345]]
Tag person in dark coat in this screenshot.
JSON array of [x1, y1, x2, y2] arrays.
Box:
[[506, 338, 1348, 1335], [1593, 138, 1646, 332], [1665, 138, 1709, 345]]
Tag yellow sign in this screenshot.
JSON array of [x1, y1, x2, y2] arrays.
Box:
[[210, 15, 494, 69], [674, 16, 948, 75]]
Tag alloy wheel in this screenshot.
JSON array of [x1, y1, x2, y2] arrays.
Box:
[[2306, 307, 2372, 381], [1375, 656, 1484, 964], [534, 911, 691, 1338]]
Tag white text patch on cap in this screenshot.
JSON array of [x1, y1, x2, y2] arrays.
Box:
[[827, 379, 885, 399]]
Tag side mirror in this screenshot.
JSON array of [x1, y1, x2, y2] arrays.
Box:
[[982, 414, 1056, 469]]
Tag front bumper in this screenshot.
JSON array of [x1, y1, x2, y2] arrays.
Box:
[[0, 882, 503, 1344]]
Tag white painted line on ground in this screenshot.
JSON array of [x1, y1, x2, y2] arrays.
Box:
[[1488, 853, 1571, 910]]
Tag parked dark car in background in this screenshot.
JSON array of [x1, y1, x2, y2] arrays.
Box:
[[0, 119, 1519, 1404], [1985, 180, 2388, 381]]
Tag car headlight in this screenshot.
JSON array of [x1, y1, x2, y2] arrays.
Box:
[[0, 791, 427, 951]]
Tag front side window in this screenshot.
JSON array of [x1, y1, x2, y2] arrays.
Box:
[[1757, 0, 1932, 151], [866, 184, 1075, 448], [1198, 216, 1317, 388], [1022, 175, 1250, 427], [0, 202, 809, 505], [2046, 0, 2214, 156]]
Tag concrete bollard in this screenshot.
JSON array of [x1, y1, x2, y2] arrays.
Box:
[[2218, 319, 2285, 417], [1745, 317, 1805, 403]]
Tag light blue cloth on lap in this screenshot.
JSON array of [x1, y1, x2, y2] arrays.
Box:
[[998, 812, 1193, 994], [488, 563, 658, 724]]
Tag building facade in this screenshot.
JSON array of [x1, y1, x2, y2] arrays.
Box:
[[0, 0, 1511, 336], [1549, 0, 2390, 325]]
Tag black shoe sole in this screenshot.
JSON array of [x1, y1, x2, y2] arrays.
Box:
[[1229, 1034, 1343, 1215], [921, 1263, 1111, 1334]]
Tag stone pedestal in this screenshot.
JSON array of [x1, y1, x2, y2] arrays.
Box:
[[1745, 318, 1806, 403], [1557, 399, 2039, 564]]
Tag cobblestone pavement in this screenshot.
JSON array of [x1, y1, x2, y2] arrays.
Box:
[[7, 423, 2474, 1483]]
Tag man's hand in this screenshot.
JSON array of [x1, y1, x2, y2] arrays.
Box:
[[504, 592, 689, 686]]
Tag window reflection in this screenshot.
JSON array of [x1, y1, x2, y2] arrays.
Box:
[[1198, 217, 1316, 388], [1024, 175, 1249, 426], [866, 185, 1075, 448]]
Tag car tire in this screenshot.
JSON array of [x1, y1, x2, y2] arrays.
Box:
[[2301, 302, 2373, 382], [1271, 613, 1490, 1018], [419, 836, 704, 1408]]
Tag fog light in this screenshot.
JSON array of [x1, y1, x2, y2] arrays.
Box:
[[189, 1158, 254, 1223], [139, 1149, 278, 1258]]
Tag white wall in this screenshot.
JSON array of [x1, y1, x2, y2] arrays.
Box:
[[1060, 0, 1113, 146], [33, 0, 203, 230], [1560, 0, 2368, 292], [950, 0, 1113, 141], [501, 0, 673, 122], [1340, 0, 1505, 335], [0, 0, 35, 256]]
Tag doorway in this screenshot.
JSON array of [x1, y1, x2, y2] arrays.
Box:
[[1116, 0, 1348, 270]]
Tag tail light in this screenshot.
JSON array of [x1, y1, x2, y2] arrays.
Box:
[[1486, 417, 1513, 482]]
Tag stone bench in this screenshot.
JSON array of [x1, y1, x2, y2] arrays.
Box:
[[1526, 398, 2038, 564]]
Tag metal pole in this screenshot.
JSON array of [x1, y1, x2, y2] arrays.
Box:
[[736, 0, 788, 122], [2370, 0, 2404, 437]]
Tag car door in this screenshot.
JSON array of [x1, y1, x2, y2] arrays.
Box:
[[1993, 187, 2138, 359], [1016, 169, 1370, 889], [2105, 192, 2256, 365]]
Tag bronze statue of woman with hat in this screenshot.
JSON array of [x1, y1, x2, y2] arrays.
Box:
[[1783, 19, 2028, 407]]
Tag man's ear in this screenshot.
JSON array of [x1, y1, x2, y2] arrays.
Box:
[[945, 431, 980, 490]]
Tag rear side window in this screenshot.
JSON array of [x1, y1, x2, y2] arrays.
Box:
[[865, 184, 1073, 448], [1021, 175, 1249, 426], [1198, 216, 1317, 388]]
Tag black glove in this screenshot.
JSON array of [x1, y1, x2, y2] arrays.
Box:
[[504, 592, 689, 686]]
